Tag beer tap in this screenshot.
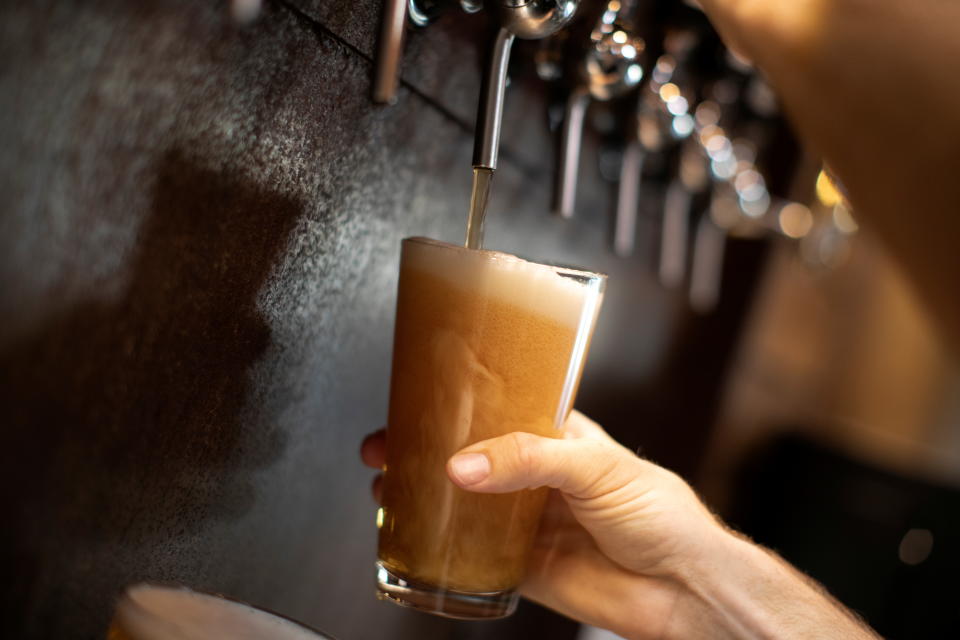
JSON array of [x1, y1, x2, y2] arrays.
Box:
[[613, 130, 644, 255], [649, 41, 703, 285], [658, 136, 708, 287], [615, 30, 699, 257], [472, 0, 580, 172], [686, 66, 785, 312], [460, 0, 580, 249], [684, 107, 745, 309], [373, 0, 482, 104], [688, 191, 728, 312], [554, 0, 645, 219]]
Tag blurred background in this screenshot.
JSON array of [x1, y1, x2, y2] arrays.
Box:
[[1, 0, 957, 638]]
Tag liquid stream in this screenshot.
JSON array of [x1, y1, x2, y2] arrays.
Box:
[[465, 167, 493, 250]]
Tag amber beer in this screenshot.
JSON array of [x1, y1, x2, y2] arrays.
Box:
[[108, 584, 332, 640], [376, 237, 605, 619]]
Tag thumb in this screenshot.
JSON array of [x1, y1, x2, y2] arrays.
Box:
[[446, 431, 643, 499]]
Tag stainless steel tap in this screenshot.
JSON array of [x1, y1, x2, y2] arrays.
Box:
[[373, 0, 482, 104], [687, 72, 779, 312], [472, 0, 579, 171], [373, 0, 411, 103], [615, 31, 699, 256], [554, 0, 645, 218]]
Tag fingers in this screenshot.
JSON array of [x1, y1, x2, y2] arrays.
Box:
[[447, 431, 644, 500], [362, 429, 385, 503], [362, 413, 614, 467], [360, 428, 386, 469], [371, 473, 383, 504], [563, 410, 617, 444], [521, 546, 680, 640]]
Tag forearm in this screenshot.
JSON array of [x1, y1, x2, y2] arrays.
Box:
[[698, 0, 960, 353], [666, 530, 878, 640]]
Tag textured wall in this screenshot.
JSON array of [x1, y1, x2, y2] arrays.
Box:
[[0, 1, 763, 638]]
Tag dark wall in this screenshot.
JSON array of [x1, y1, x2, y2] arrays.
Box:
[[0, 1, 764, 638]]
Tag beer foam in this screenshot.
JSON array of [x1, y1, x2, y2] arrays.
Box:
[[402, 238, 604, 329], [114, 585, 326, 640]]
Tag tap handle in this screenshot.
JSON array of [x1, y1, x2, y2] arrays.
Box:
[[553, 87, 590, 218], [373, 0, 408, 104], [689, 211, 726, 313], [614, 138, 644, 256], [553, 0, 644, 219], [659, 178, 692, 288]]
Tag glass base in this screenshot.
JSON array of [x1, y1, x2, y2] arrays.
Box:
[[375, 561, 519, 620]]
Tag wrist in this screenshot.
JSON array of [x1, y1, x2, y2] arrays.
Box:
[[660, 528, 770, 640], [666, 527, 878, 640], [683, 530, 783, 639]]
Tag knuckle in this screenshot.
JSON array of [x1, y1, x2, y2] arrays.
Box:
[[565, 439, 622, 497], [505, 431, 542, 476], [557, 439, 614, 499]]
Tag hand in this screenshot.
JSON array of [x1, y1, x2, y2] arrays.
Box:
[[362, 412, 879, 639], [361, 411, 728, 639]]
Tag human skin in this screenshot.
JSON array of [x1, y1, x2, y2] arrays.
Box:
[[697, 0, 960, 355], [363, 411, 879, 639]]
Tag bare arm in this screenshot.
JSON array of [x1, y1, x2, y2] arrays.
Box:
[[443, 412, 879, 639], [665, 531, 878, 639], [698, 0, 960, 353]]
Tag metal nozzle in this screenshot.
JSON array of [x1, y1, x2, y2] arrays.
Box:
[[472, 0, 579, 170]]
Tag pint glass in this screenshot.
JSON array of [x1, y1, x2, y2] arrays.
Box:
[[376, 237, 606, 619]]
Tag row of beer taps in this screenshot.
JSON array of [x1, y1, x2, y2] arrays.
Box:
[[371, 0, 857, 313]]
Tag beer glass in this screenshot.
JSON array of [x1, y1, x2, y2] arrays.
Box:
[[376, 237, 606, 619], [108, 584, 334, 640]]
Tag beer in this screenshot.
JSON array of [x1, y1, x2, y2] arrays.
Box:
[[377, 237, 605, 619], [108, 584, 331, 640], [465, 167, 493, 250]]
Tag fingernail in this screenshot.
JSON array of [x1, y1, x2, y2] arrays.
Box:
[[449, 453, 490, 486]]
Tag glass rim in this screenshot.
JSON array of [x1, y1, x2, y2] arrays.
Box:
[[402, 236, 608, 283], [113, 582, 338, 640]]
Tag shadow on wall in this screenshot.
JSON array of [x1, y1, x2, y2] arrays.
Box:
[[0, 150, 303, 635]]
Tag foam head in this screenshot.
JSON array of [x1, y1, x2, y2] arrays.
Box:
[[401, 237, 605, 330]]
